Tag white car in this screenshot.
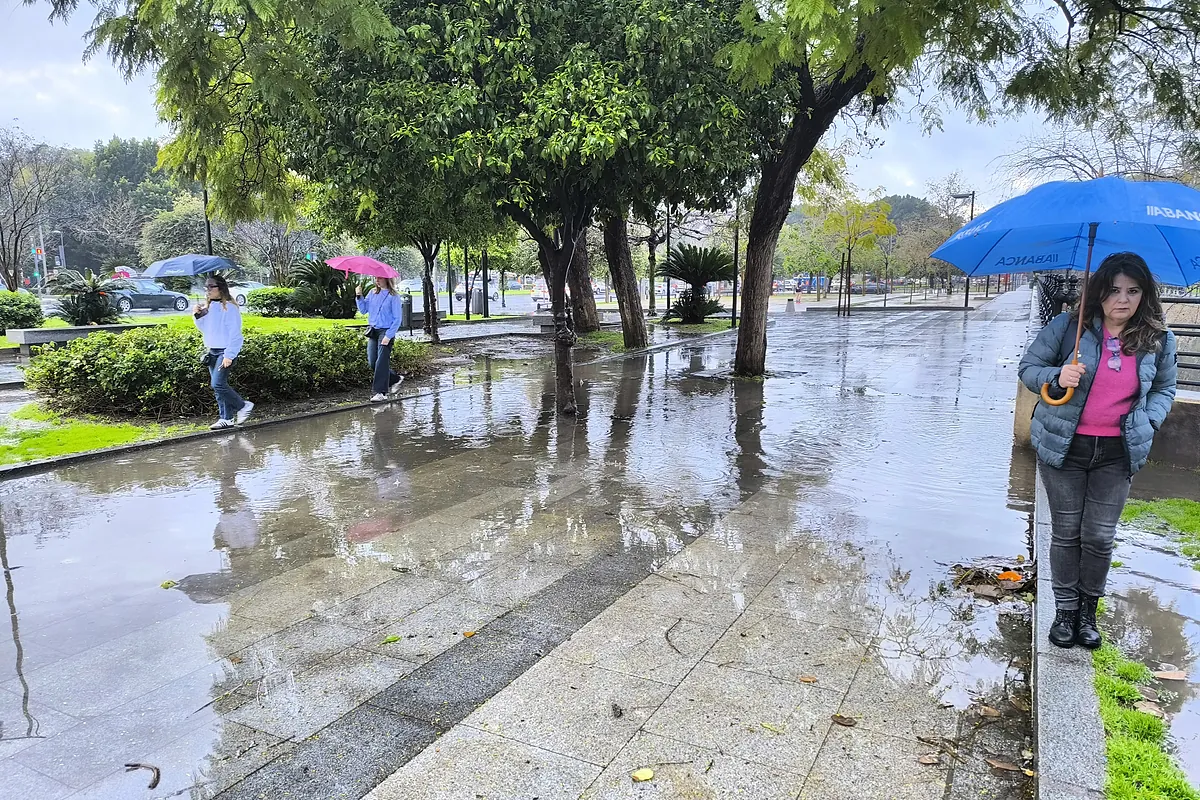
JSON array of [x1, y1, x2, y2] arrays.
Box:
[[397, 279, 424, 294]]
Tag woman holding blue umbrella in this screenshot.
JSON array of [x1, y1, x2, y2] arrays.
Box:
[[194, 275, 254, 429], [1019, 252, 1177, 649], [933, 176, 1196, 650]]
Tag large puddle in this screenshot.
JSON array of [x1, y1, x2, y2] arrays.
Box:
[[1108, 465, 1200, 784], [0, 292, 1041, 797]]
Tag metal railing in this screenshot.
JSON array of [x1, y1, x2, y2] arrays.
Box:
[[1163, 296, 1200, 389]]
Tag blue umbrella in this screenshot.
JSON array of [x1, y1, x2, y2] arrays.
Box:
[[932, 176, 1200, 286], [932, 176, 1200, 406], [143, 254, 235, 278]]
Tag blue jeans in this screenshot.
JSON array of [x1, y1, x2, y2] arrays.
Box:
[[208, 349, 246, 420], [366, 334, 400, 395], [1040, 435, 1132, 609]]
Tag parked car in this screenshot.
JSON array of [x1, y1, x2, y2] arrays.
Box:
[[397, 279, 425, 294], [110, 279, 191, 312], [229, 281, 267, 306], [454, 280, 501, 302]]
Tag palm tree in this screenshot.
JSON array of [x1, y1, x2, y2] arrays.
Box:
[[657, 244, 735, 323], [52, 270, 131, 326], [292, 262, 358, 319]]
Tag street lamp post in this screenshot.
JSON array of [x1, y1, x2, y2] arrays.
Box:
[[951, 191, 976, 309]]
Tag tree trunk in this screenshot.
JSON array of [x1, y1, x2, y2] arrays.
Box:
[[568, 243, 600, 334], [414, 239, 441, 344], [734, 65, 876, 376], [542, 245, 578, 415], [645, 234, 658, 315], [602, 215, 647, 349], [736, 157, 799, 375]]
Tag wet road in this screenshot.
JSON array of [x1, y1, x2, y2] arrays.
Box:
[[1, 291, 1039, 799]]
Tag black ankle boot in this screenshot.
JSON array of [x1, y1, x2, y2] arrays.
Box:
[[1049, 608, 1078, 648], [1077, 595, 1102, 650]]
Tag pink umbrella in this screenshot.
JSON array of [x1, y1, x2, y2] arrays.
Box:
[[325, 255, 399, 278]]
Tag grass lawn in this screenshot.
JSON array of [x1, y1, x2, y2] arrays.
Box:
[[1122, 498, 1200, 569], [579, 331, 627, 353], [1093, 634, 1199, 800], [0, 404, 200, 466]]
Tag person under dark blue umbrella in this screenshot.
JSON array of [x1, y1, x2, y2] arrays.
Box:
[[194, 275, 254, 429], [1019, 252, 1177, 650]]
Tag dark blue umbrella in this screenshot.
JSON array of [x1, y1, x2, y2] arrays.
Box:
[[143, 254, 235, 278], [932, 176, 1200, 406]]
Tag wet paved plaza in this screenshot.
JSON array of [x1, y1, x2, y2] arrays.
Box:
[[2, 291, 1041, 799]]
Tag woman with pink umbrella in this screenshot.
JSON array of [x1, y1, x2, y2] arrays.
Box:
[[329, 256, 406, 402]]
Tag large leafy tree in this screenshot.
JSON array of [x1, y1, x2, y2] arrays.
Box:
[[138, 194, 235, 266], [723, 0, 1200, 375], [822, 196, 895, 310], [67, 0, 751, 414]]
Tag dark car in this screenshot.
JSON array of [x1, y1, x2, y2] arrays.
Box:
[[110, 279, 191, 312]]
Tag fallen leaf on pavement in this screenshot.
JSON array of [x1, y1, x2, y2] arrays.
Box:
[[1153, 670, 1187, 681], [1021, 749, 1034, 760], [1023, 768, 1038, 777], [831, 715, 857, 728], [631, 768, 654, 783], [1015, 554, 1026, 563], [380, 635, 401, 645], [761, 722, 786, 734], [160, 580, 177, 590], [1009, 695, 1031, 712], [1134, 701, 1165, 718], [798, 675, 818, 684], [979, 706, 1002, 718], [917, 754, 941, 765], [986, 758, 1022, 772], [228, 656, 243, 665], [611, 703, 624, 719], [971, 585, 1004, 600], [996, 571, 1023, 582], [462, 631, 476, 638]]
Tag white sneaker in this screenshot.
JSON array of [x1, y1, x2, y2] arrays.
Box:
[[370, 393, 387, 402], [235, 401, 255, 425], [210, 419, 234, 430], [389, 376, 405, 396]]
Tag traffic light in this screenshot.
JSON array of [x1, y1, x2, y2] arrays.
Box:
[[35, 247, 44, 257]]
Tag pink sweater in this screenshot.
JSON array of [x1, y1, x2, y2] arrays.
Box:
[[1077, 330, 1139, 437]]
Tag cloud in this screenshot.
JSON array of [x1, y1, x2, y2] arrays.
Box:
[[0, 2, 163, 147]]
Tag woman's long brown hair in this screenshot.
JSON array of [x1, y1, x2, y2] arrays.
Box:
[[1075, 252, 1167, 355]]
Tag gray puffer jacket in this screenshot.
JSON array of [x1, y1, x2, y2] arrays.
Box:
[[1019, 312, 1177, 475]]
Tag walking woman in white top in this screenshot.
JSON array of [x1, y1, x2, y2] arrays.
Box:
[[194, 275, 254, 429]]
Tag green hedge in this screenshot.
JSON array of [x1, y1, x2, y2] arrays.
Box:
[[0, 291, 44, 334], [25, 326, 432, 417], [247, 287, 295, 316]]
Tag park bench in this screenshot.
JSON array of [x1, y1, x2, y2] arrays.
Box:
[[6, 323, 165, 356]]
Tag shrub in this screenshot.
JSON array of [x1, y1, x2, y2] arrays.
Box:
[[658, 245, 734, 323], [25, 326, 432, 417], [52, 270, 129, 326], [0, 291, 44, 333], [158, 276, 194, 294], [247, 287, 296, 316], [292, 262, 357, 319]]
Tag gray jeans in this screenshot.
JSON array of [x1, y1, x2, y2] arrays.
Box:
[[1040, 435, 1131, 610]]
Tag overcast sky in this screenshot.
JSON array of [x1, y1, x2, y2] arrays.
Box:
[[3, 0, 1047, 209]]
